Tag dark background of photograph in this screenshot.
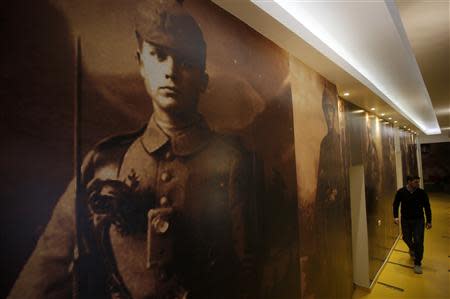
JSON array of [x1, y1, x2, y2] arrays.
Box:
[[0, 0, 299, 298], [1, 1, 75, 297]]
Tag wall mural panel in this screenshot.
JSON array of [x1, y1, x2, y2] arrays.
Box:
[[343, 102, 401, 282], [2, 0, 299, 298], [400, 130, 419, 184], [290, 57, 353, 299]]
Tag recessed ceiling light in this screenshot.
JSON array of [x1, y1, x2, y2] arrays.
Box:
[[352, 109, 365, 114], [343, 92, 350, 96], [381, 113, 385, 116], [388, 117, 392, 120], [394, 121, 398, 123], [370, 108, 376, 111]]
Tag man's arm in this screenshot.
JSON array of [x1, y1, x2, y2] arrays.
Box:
[[423, 191, 432, 228], [393, 189, 402, 224]]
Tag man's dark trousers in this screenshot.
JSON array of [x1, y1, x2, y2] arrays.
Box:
[[401, 217, 425, 266]]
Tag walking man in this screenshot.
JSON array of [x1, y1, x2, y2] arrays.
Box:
[[393, 175, 432, 274]]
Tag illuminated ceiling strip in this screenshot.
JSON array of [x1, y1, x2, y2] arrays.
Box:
[[251, 0, 441, 135]]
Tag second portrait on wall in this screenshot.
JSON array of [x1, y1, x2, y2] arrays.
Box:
[[290, 56, 354, 299]]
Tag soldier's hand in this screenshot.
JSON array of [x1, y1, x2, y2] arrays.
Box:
[[426, 222, 432, 229], [393, 218, 399, 225]]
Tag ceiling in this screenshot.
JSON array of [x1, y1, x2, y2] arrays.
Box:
[[212, 0, 449, 141], [396, 0, 450, 140]]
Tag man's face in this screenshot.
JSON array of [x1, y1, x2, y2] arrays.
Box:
[[408, 179, 420, 189], [138, 41, 208, 114]]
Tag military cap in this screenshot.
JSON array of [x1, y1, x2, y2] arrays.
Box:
[[135, 0, 206, 69]]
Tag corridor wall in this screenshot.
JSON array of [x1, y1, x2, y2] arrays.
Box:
[[291, 57, 353, 299], [342, 103, 400, 283], [1, 0, 421, 298], [290, 54, 418, 297]]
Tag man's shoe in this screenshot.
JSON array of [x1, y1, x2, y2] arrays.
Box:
[[414, 265, 423, 274], [409, 250, 415, 259]]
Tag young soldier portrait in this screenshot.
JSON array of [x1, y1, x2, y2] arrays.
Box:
[[8, 1, 258, 298]]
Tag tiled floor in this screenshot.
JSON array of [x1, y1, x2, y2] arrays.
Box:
[[353, 192, 449, 299]]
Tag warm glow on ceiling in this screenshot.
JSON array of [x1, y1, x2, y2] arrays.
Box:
[[251, 0, 441, 135]]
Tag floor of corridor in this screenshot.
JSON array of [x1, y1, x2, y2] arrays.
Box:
[[352, 192, 449, 299]]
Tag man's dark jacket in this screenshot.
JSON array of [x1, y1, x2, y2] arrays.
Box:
[[393, 187, 431, 223]]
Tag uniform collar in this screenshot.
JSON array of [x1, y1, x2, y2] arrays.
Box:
[[140, 115, 213, 156]]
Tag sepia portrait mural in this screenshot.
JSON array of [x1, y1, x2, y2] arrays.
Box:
[[2, 0, 299, 298], [343, 102, 400, 282], [290, 57, 353, 299]]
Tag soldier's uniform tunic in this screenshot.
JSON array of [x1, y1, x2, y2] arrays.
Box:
[[9, 116, 255, 299]]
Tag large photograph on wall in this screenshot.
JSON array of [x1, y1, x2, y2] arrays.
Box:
[[360, 110, 398, 281], [1, 0, 299, 298], [343, 102, 399, 283], [289, 57, 353, 299]]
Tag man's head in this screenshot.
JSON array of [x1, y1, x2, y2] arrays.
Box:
[[406, 175, 420, 190], [134, 0, 208, 114]]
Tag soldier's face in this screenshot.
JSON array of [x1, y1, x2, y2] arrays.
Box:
[[139, 41, 208, 114], [323, 102, 336, 130]]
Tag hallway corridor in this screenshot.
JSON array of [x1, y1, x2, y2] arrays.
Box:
[[353, 192, 449, 299]]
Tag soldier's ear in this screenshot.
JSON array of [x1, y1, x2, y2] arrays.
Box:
[[136, 50, 142, 65], [137, 50, 146, 78]]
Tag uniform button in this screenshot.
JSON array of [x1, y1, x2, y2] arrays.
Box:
[[158, 269, 167, 280], [164, 151, 174, 160], [161, 172, 171, 182], [160, 196, 169, 206], [152, 216, 169, 234]]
